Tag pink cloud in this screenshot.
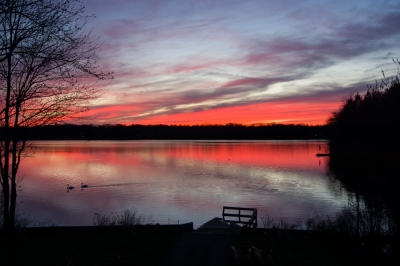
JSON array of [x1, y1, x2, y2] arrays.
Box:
[[128, 99, 340, 126], [171, 63, 215, 73], [81, 0, 400, 126], [77, 90, 343, 125]]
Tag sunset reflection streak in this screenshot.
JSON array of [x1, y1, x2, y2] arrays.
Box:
[[18, 140, 346, 228]]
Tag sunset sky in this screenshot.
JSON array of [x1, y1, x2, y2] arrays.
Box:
[[82, 0, 400, 125]]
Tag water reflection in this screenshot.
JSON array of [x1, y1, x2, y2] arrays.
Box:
[[328, 148, 399, 236], [17, 140, 348, 228]]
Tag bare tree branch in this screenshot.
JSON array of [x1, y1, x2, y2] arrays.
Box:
[[0, 0, 112, 231]]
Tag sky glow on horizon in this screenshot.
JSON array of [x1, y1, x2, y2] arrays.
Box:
[[81, 0, 400, 125]]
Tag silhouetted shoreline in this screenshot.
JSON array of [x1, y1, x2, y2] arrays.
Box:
[[12, 123, 328, 140]]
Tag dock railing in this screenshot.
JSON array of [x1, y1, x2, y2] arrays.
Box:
[[222, 206, 258, 228]]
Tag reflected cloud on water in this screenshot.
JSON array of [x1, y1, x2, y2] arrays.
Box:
[[17, 140, 346, 228]]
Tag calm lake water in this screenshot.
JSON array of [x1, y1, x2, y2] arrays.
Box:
[[17, 140, 349, 228]]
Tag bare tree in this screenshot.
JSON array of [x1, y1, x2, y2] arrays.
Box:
[[0, 0, 112, 231]]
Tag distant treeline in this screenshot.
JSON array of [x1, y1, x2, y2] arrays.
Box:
[[17, 124, 328, 140]]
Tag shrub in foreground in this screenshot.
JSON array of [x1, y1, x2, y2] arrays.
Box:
[[93, 208, 153, 226]]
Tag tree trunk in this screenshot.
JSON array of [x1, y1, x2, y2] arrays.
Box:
[[10, 101, 21, 228], [2, 47, 13, 231]]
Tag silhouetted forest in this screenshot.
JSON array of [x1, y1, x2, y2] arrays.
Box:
[[327, 61, 400, 237], [13, 123, 328, 140], [327, 62, 400, 155]]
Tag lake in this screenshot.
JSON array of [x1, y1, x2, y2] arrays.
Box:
[[17, 140, 349, 229]]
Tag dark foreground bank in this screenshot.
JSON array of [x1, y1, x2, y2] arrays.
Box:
[[1, 224, 398, 266]]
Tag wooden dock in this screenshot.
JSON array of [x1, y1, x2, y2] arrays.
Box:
[[198, 206, 257, 234], [222, 206, 258, 228]]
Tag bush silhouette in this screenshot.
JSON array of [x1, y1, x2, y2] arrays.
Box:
[[328, 60, 400, 152]]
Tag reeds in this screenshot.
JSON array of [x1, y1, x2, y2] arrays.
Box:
[[261, 206, 398, 238], [260, 216, 302, 230], [0, 212, 55, 228], [93, 208, 153, 226]]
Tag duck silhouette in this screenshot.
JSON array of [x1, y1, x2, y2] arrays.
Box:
[[81, 182, 88, 188], [67, 184, 74, 190]]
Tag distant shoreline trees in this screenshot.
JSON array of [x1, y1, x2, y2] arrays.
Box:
[[13, 123, 328, 140]]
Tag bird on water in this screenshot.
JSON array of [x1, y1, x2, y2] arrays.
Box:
[[67, 184, 74, 190], [81, 182, 88, 188]]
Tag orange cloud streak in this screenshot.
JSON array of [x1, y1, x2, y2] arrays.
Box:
[[83, 100, 338, 125]]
